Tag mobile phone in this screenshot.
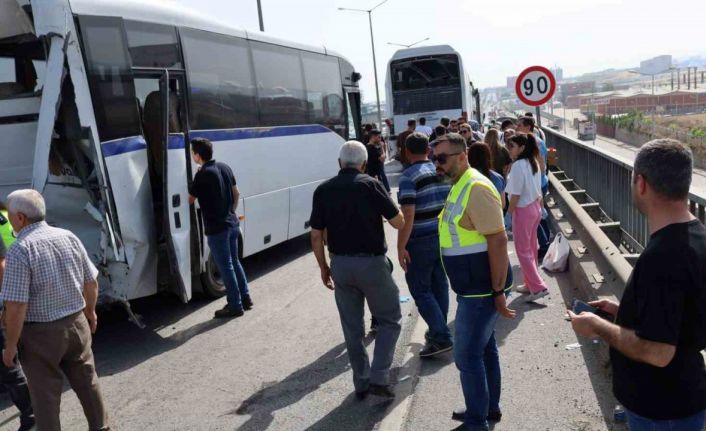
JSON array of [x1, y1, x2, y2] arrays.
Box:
[[573, 299, 597, 315], [570, 299, 613, 320]]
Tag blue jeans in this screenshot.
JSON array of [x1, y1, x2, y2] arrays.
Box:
[[627, 409, 706, 431], [405, 235, 451, 345], [455, 296, 501, 431], [207, 226, 250, 311]]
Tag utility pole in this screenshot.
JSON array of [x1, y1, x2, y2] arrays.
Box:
[[339, 0, 389, 129], [256, 0, 264, 31]]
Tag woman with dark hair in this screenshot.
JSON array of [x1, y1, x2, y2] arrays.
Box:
[[505, 133, 549, 302], [468, 142, 506, 209], [484, 128, 512, 178]]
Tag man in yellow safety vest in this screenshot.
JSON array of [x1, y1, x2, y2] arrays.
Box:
[[433, 133, 515, 431]]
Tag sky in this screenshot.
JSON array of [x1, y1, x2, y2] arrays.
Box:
[[173, 0, 706, 103]]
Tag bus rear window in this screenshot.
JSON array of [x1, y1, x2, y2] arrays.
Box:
[[391, 54, 460, 92]]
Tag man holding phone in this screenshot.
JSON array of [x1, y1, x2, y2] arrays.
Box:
[[570, 140, 706, 431]]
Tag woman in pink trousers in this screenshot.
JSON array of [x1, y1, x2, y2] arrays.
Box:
[[505, 133, 549, 302]]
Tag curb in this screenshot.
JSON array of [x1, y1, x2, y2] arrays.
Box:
[[377, 310, 427, 431]]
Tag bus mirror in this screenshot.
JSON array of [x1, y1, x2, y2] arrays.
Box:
[[352, 72, 362, 83]]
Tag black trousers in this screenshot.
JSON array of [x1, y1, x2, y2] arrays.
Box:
[[0, 330, 35, 429]]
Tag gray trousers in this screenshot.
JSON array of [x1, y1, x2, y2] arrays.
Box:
[[330, 255, 402, 391]]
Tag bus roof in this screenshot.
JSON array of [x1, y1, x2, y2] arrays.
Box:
[[387, 44, 460, 64], [69, 0, 346, 59]]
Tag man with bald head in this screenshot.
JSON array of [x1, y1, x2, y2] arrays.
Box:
[[310, 141, 404, 400]]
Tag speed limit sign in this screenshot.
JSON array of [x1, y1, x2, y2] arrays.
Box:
[[515, 66, 556, 106]]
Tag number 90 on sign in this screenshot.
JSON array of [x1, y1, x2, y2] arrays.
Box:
[[515, 66, 556, 106]]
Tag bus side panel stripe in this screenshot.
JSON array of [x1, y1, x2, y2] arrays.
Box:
[[189, 124, 332, 143], [102, 136, 147, 157]]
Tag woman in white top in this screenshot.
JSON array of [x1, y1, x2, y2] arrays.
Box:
[[505, 133, 549, 302]]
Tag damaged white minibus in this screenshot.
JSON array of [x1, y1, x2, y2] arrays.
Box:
[[0, 0, 362, 320]]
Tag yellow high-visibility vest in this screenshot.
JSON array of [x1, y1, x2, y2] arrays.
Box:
[[439, 168, 509, 298], [0, 210, 14, 248]]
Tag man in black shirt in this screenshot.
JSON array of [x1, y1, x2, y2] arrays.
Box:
[[310, 140, 404, 399], [189, 138, 253, 319], [570, 139, 706, 430]]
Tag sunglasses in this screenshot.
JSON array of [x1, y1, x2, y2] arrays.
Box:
[[431, 152, 463, 164], [460, 129, 470, 134]]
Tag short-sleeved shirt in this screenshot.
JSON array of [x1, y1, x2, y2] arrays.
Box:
[[0, 222, 98, 322], [538, 138, 548, 188], [505, 159, 542, 207], [366, 144, 384, 177], [612, 220, 706, 420], [310, 168, 399, 255], [458, 179, 505, 236], [397, 161, 451, 238], [190, 159, 238, 236]]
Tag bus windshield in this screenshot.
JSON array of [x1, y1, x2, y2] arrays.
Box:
[[390, 54, 462, 115], [390, 54, 460, 91]]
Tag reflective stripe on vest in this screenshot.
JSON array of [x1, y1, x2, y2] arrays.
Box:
[[439, 168, 500, 257], [0, 210, 15, 247]]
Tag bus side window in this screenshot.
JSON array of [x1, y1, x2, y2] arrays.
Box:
[[180, 29, 258, 130], [78, 15, 141, 142], [302, 52, 344, 135]]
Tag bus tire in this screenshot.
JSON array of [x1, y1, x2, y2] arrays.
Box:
[[200, 252, 226, 298]]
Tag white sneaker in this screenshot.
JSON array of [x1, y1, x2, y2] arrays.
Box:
[[515, 285, 531, 294], [526, 289, 549, 303]]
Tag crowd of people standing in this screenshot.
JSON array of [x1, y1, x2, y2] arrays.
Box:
[[313, 113, 556, 430]]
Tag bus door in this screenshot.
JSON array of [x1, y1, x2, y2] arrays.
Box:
[[135, 69, 192, 302], [159, 72, 192, 302]]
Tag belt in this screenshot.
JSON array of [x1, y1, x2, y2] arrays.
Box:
[[25, 311, 83, 325], [332, 253, 384, 257]]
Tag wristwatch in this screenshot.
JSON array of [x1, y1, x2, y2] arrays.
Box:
[[491, 289, 505, 298]]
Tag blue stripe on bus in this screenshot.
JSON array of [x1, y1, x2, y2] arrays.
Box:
[[189, 124, 332, 142], [101, 136, 147, 157], [168, 134, 185, 149], [102, 125, 333, 157]]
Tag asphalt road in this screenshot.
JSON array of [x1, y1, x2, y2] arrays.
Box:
[[0, 222, 418, 430]]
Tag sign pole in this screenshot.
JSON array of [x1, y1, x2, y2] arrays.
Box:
[[535, 106, 542, 128]]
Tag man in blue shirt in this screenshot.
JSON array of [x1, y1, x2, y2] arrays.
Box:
[[189, 138, 252, 319], [397, 132, 453, 357]]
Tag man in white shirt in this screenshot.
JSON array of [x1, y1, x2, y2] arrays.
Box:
[[416, 117, 433, 136]]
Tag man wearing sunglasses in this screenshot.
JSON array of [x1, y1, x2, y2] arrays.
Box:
[[434, 133, 515, 431]]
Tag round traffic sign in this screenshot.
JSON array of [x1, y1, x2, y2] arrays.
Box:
[[515, 66, 556, 106]]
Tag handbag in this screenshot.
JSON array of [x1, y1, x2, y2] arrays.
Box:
[[541, 233, 570, 272]]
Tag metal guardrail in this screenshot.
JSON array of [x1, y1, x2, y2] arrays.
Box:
[[543, 127, 706, 251]]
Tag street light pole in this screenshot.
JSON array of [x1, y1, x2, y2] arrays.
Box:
[[256, 0, 264, 32], [339, 0, 389, 129], [368, 12, 382, 128]]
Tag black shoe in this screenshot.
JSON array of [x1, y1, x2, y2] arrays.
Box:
[[450, 424, 470, 431], [451, 408, 502, 422], [368, 384, 395, 398], [355, 389, 368, 400], [242, 296, 254, 311], [420, 341, 453, 358], [214, 305, 244, 319]]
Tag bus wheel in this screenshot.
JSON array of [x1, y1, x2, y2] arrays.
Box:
[[200, 253, 226, 298]]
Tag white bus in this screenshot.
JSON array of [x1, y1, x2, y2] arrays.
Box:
[[384, 45, 473, 145], [0, 0, 362, 316]]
